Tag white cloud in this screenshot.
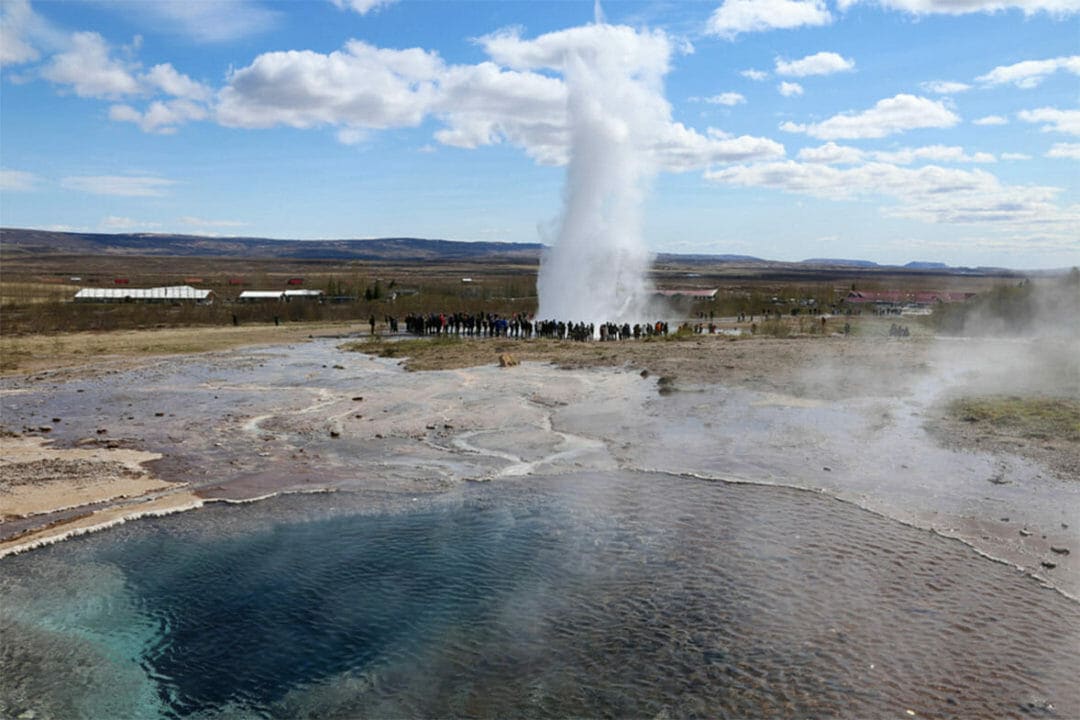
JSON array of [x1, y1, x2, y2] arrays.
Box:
[[705, 159, 1073, 228], [331, 0, 399, 14], [1001, 152, 1032, 160], [217, 40, 443, 130], [706, 0, 832, 38], [920, 80, 971, 94], [121, 0, 278, 43], [797, 142, 865, 164], [479, 25, 671, 77], [781, 94, 960, 139], [701, 92, 746, 105], [976, 55, 1080, 88], [1018, 107, 1080, 135], [872, 145, 995, 164], [218, 28, 784, 170], [836, 0, 1080, 16], [110, 99, 209, 134], [41, 31, 140, 98], [0, 168, 40, 191], [778, 81, 804, 96], [35, 28, 210, 131], [61, 175, 176, 197], [179, 216, 248, 228], [0, 0, 40, 66], [1046, 142, 1080, 159], [974, 115, 1008, 126], [141, 63, 211, 101], [741, 68, 769, 81], [651, 123, 785, 171], [775, 51, 855, 77], [796, 142, 994, 165], [100, 216, 161, 230]]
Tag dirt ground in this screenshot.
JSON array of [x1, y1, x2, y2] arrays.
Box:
[[0, 321, 365, 376], [4, 325, 1077, 486]]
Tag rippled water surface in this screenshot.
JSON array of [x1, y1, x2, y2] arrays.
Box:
[[2, 472, 1078, 719]]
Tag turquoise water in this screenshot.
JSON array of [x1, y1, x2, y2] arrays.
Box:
[[3, 472, 1078, 718]]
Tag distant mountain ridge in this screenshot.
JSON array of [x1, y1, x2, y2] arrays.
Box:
[[0, 228, 1043, 274], [800, 258, 879, 267], [0, 228, 544, 262]]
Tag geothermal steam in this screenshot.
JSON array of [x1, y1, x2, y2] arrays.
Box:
[[534, 22, 672, 323]]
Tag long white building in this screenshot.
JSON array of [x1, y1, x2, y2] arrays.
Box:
[[74, 286, 214, 304]]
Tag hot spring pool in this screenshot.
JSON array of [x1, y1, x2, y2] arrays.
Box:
[[2, 471, 1077, 719]]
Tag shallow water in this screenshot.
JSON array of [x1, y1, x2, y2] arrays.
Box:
[[2, 471, 1077, 719]]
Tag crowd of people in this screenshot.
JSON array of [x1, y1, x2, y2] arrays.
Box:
[[382, 313, 671, 341]]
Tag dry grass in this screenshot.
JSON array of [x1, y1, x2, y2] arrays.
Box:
[[949, 396, 1080, 441], [0, 321, 366, 376], [0, 281, 82, 305]]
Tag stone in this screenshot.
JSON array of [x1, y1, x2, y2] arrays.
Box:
[[1050, 546, 1069, 555]]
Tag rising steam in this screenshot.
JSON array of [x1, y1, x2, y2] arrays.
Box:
[[534, 19, 673, 324]]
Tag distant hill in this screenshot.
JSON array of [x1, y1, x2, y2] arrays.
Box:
[[656, 253, 765, 263], [0, 228, 544, 262], [800, 258, 880, 268], [0, 228, 1045, 276]]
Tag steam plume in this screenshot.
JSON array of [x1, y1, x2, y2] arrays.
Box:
[[534, 21, 672, 324]]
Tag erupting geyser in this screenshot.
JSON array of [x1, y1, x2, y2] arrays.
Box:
[[534, 18, 674, 324]]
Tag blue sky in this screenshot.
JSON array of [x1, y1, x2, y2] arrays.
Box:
[[1, 0, 1077, 268]]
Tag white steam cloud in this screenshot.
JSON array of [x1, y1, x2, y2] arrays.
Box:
[[534, 20, 672, 323]]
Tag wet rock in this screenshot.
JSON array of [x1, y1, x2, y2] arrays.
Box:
[[38, 425, 52, 433], [105, 440, 120, 449], [426, 425, 436, 430], [375, 433, 384, 439], [444, 423, 453, 430], [329, 429, 341, 438], [823, 466, 832, 472], [332, 364, 345, 370], [96, 428, 108, 434], [1050, 546, 1070, 555], [352, 397, 364, 402], [640, 369, 650, 378], [1040, 560, 1057, 569], [51, 417, 61, 423]]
